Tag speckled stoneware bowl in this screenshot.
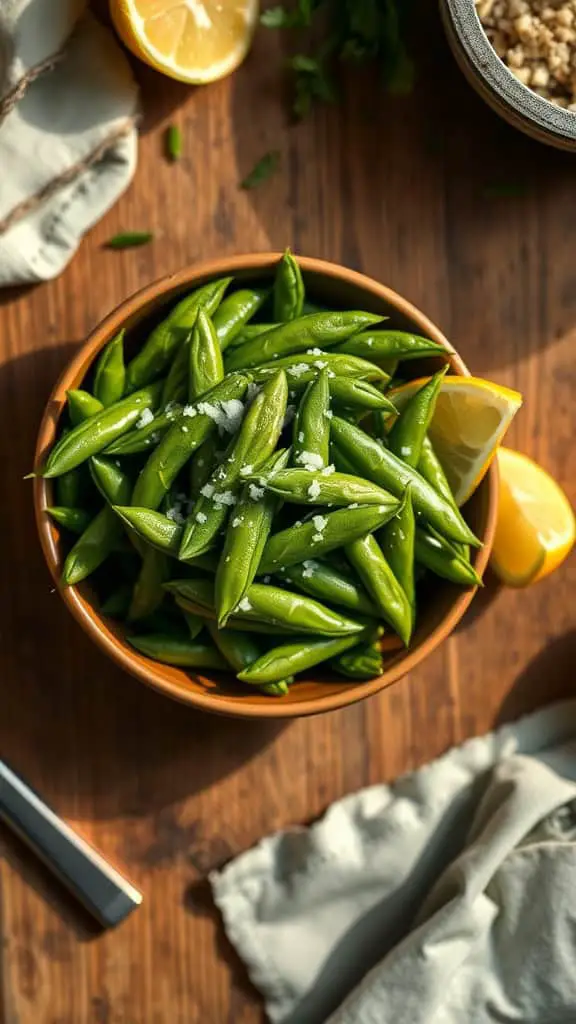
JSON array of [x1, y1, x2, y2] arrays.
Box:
[[34, 254, 498, 719], [441, 0, 576, 149]]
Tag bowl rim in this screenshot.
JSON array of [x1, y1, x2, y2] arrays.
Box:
[[441, 0, 576, 145], [34, 253, 499, 719]]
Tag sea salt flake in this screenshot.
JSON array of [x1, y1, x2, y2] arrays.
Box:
[[307, 480, 321, 499], [213, 490, 237, 507], [400, 446, 411, 457], [200, 483, 215, 498], [287, 363, 309, 378], [195, 512, 207, 523], [182, 405, 197, 418], [296, 450, 324, 471], [321, 464, 335, 476], [306, 348, 323, 356], [135, 408, 154, 430], [248, 484, 264, 501], [232, 516, 243, 528], [312, 533, 323, 543], [298, 431, 304, 443], [312, 515, 327, 533], [237, 596, 252, 612], [166, 507, 185, 525], [240, 465, 253, 477], [324, 409, 333, 419], [349, 502, 359, 509], [313, 360, 327, 369]]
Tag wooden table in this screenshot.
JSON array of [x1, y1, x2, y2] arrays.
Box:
[[1, 6, 575, 1022]]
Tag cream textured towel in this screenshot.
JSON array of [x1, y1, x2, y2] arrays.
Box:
[[212, 701, 576, 1023], [0, 1, 138, 285]]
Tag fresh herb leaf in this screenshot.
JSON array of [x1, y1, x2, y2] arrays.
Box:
[[105, 232, 154, 249], [166, 124, 182, 161], [261, 0, 414, 116], [241, 151, 281, 190]]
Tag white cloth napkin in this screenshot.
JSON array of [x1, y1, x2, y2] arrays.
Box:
[[211, 700, 576, 1023], [0, 1, 138, 285]]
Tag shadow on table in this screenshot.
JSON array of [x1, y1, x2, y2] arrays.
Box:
[[0, 343, 286, 829], [495, 629, 576, 726]]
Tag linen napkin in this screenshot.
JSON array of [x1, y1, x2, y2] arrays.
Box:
[[0, 1, 138, 285], [211, 700, 576, 1023]]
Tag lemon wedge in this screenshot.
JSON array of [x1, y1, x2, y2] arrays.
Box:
[[110, 0, 258, 84], [390, 375, 522, 506], [490, 447, 575, 587]]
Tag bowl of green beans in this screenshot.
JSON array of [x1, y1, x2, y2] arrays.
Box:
[[34, 252, 497, 718]]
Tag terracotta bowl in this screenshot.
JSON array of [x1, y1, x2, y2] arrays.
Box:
[[34, 254, 498, 719]]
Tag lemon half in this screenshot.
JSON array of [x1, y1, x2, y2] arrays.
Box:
[[111, 0, 258, 83], [390, 375, 522, 506], [490, 447, 575, 587]]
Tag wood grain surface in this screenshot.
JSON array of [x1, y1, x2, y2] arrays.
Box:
[[1, 4, 575, 1022]]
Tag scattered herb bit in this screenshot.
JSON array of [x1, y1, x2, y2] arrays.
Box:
[[105, 232, 154, 249], [241, 151, 281, 190], [166, 124, 182, 161], [261, 0, 414, 118], [482, 183, 529, 198]]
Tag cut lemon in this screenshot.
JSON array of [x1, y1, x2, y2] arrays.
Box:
[[390, 375, 522, 506], [490, 447, 575, 587], [110, 0, 258, 84]]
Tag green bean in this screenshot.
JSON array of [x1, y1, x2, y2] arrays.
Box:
[[237, 632, 366, 685], [125, 277, 232, 392], [128, 547, 169, 621], [215, 449, 290, 626], [224, 311, 383, 371], [418, 436, 470, 561], [330, 378, 397, 413], [212, 288, 269, 350], [258, 504, 399, 574], [100, 585, 132, 619], [44, 383, 162, 478], [292, 368, 330, 469], [414, 529, 483, 586], [257, 469, 398, 509], [128, 633, 228, 669], [206, 624, 292, 696], [251, 352, 389, 387], [189, 310, 224, 400], [62, 461, 133, 585], [331, 638, 385, 680], [334, 331, 448, 362], [93, 330, 126, 407], [380, 486, 416, 615], [165, 578, 364, 636], [179, 371, 288, 560], [104, 404, 182, 456], [388, 368, 447, 468], [46, 506, 92, 535], [345, 534, 412, 645], [273, 248, 305, 322], [66, 389, 103, 426], [330, 418, 480, 548], [131, 372, 250, 510], [189, 433, 220, 494], [275, 560, 375, 616], [161, 334, 190, 406], [180, 608, 204, 640], [227, 323, 279, 349]]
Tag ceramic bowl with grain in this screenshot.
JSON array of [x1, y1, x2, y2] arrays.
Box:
[[34, 254, 498, 719], [441, 0, 576, 150]]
